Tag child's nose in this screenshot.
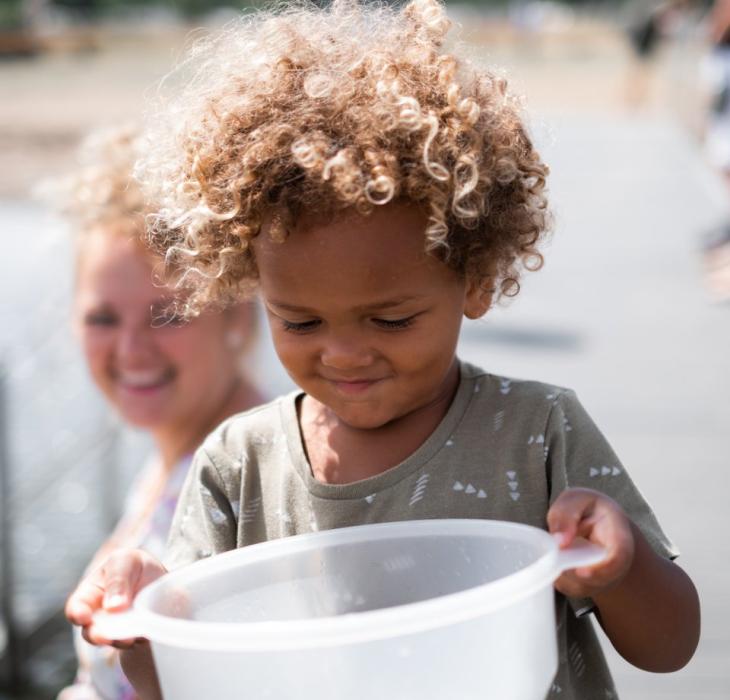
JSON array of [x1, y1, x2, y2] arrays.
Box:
[[320, 331, 374, 371]]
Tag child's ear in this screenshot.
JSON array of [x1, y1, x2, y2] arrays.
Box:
[[463, 276, 494, 320]]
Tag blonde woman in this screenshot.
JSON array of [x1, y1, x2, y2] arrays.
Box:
[[58, 127, 265, 700]]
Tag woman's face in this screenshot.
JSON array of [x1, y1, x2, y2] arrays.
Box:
[[74, 230, 247, 437]]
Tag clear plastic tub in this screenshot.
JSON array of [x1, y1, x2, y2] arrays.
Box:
[[94, 519, 604, 700]]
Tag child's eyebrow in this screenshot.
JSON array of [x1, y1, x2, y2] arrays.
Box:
[[269, 295, 423, 314]]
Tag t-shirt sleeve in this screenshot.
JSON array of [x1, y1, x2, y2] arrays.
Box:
[[163, 444, 238, 571], [545, 389, 679, 615]]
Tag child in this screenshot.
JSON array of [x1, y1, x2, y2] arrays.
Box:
[[66, 2, 700, 699]]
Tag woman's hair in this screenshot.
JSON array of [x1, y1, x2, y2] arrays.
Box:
[[62, 125, 148, 249], [61, 125, 260, 342], [137, 0, 550, 315]]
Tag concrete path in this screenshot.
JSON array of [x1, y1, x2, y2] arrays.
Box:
[[458, 112, 730, 699]]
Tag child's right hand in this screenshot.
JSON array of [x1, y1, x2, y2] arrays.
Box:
[[65, 548, 167, 648]]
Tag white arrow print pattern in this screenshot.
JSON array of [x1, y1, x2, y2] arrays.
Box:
[[493, 410, 505, 432], [242, 496, 262, 524], [589, 466, 622, 478], [506, 470, 521, 501], [568, 641, 586, 678], [410, 473, 430, 506], [453, 481, 487, 499]]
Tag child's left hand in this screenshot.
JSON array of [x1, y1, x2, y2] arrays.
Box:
[[547, 487, 635, 599]]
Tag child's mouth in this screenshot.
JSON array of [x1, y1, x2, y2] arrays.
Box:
[[328, 378, 382, 395]]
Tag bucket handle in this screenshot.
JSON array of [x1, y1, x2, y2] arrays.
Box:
[[91, 609, 147, 642], [553, 535, 607, 573]]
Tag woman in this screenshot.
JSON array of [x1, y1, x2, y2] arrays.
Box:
[[57, 126, 265, 700]]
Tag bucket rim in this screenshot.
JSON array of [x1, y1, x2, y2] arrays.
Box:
[[124, 519, 564, 650]]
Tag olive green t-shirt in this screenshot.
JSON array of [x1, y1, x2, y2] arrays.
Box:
[[166, 360, 677, 700]]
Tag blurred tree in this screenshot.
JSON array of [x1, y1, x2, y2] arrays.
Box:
[[48, 0, 260, 18], [39, 0, 643, 21], [0, 0, 24, 29], [33, 0, 704, 22]]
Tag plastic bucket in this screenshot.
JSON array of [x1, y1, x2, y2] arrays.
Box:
[[94, 519, 605, 700]]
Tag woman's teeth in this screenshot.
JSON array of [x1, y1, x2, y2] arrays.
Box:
[[118, 369, 171, 388]]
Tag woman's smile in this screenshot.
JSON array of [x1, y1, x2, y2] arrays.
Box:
[[114, 367, 176, 394]]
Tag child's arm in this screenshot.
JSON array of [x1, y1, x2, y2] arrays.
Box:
[[548, 488, 701, 673], [65, 548, 165, 700]]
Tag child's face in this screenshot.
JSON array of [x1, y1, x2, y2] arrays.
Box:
[[255, 203, 487, 429]]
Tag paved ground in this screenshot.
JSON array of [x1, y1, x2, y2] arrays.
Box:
[[458, 112, 730, 698], [1, 14, 728, 699]]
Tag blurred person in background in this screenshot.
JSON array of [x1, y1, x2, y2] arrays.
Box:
[[701, 0, 730, 301], [55, 126, 265, 700], [625, 0, 696, 109]]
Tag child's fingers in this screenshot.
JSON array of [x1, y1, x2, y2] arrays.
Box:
[[65, 571, 106, 626], [591, 506, 632, 550], [81, 624, 138, 649], [100, 548, 167, 610], [66, 574, 136, 647], [547, 488, 598, 545], [100, 549, 145, 610], [94, 550, 166, 645], [551, 492, 635, 597], [66, 549, 166, 648], [65, 550, 141, 625]]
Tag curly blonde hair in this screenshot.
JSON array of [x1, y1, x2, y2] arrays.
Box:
[[61, 125, 148, 247], [59, 125, 262, 340], [137, 0, 550, 314]]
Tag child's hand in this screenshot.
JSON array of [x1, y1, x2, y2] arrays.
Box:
[[65, 548, 166, 648], [547, 488, 635, 599]]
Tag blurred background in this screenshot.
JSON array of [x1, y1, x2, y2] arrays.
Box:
[[1, 0, 729, 698]]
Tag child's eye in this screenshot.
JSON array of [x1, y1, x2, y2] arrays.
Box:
[[84, 312, 117, 327], [373, 315, 416, 330], [282, 319, 321, 333]]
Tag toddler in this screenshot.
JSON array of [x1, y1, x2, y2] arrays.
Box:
[[66, 2, 700, 699]]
